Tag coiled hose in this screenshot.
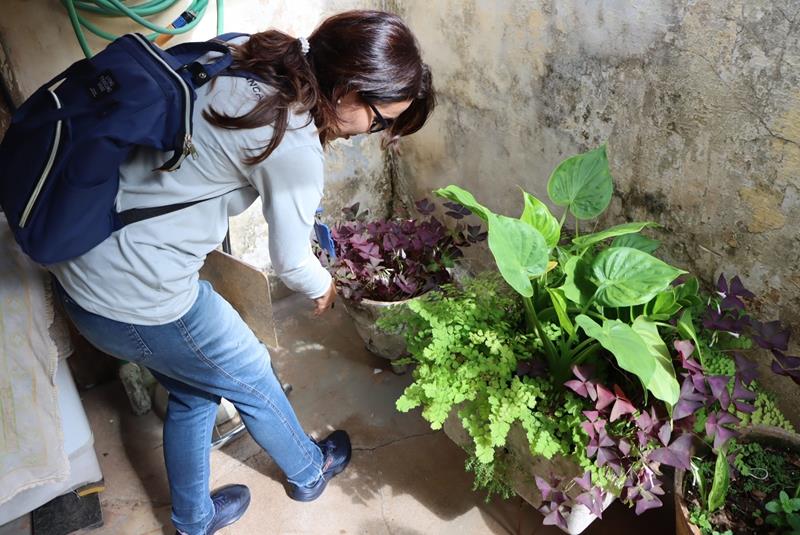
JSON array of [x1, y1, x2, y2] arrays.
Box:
[[61, 0, 224, 57]]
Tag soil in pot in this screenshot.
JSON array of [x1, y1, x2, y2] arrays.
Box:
[[683, 439, 800, 534]]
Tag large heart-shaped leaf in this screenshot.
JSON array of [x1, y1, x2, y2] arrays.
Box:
[[575, 315, 680, 407], [611, 233, 661, 254], [487, 213, 549, 297], [520, 191, 560, 248], [547, 145, 613, 220], [591, 247, 687, 307], [560, 255, 596, 305], [631, 317, 680, 407], [435, 185, 491, 221], [572, 222, 659, 250]]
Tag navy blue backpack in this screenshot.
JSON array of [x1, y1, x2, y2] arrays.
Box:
[[0, 33, 249, 265]]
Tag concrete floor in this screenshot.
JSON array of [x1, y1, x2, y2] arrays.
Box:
[[1, 293, 673, 535]]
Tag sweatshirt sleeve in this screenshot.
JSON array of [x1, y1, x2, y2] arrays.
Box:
[[247, 145, 332, 300]]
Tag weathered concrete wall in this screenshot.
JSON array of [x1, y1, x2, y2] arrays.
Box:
[[0, 0, 390, 270], [397, 0, 800, 425]]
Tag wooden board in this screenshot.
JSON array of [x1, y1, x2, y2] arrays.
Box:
[[199, 250, 278, 348]]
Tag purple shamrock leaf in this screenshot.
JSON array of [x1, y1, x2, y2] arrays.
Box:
[[734, 352, 759, 385], [575, 487, 606, 518], [705, 411, 740, 451], [442, 201, 471, 220], [707, 375, 732, 411], [648, 433, 693, 470], [574, 471, 592, 492], [414, 198, 435, 215], [716, 274, 754, 311], [565, 365, 598, 401], [634, 495, 663, 515], [674, 339, 695, 359], [751, 320, 790, 351], [674, 377, 707, 420], [535, 475, 560, 502], [595, 384, 615, 411], [542, 505, 569, 531], [771, 350, 800, 386], [609, 385, 637, 422]]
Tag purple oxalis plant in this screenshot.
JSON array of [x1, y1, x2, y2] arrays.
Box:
[[703, 274, 799, 386], [320, 199, 485, 302]]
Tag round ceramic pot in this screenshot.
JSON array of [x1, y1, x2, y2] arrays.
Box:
[[341, 295, 415, 361], [673, 425, 800, 535]]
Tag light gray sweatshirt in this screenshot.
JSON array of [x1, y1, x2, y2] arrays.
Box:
[[50, 72, 332, 325]]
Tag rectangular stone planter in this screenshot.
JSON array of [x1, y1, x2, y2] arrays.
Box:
[[442, 407, 614, 534]]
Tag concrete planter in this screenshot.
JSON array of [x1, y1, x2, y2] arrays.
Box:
[[673, 425, 800, 535], [442, 406, 615, 534], [341, 296, 416, 361]]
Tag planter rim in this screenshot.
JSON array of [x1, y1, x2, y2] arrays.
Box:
[[673, 425, 800, 535]]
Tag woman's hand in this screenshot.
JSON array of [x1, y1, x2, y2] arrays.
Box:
[[313, 281, 337, 316]]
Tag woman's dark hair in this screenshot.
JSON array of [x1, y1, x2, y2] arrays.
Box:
[[204, 10, 435, 165]]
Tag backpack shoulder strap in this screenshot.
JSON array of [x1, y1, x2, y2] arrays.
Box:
[[115, 186, 252, 227]]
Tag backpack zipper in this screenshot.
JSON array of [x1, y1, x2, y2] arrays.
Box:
[[19, 88, 63, 229], [130, 33, 196, 170]]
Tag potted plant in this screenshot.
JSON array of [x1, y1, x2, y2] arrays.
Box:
[[319, 199, 485, 362], [669, 275, 799, 535], [380, 145, 795, 533]]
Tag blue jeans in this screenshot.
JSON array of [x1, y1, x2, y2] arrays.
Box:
[[54, 279, 323, 534]]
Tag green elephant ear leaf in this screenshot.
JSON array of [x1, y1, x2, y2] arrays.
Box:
[[560, 255, 597, 306], [520, 191, 560, 248], [611, 232, 661, 254], [435, 185, 491, 221], [575, 315, 680, 408], [572, 222, 659, 250], [487, 213, 549, 297], [591, 247, 687, 307], [631, 317, 680, 407], [547, 145, 613, 220]]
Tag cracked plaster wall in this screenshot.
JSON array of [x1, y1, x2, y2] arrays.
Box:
[[396, 0, 800, 425]]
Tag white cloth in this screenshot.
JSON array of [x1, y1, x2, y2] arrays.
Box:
[[0, 215, 71, 507], [50, 37, 332, 325]]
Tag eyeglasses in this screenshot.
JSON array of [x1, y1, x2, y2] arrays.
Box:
[[367, 102, 390, 134]]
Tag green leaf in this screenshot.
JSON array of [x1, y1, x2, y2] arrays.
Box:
[[611, 232, 661, 253], [520, 190, 561, 248], [572, 222, 659, 249], [547, 145, 613, 220], [560, 255, 596, 305], [708, 448, 730, 512], [547, 288, 575, 337], [435, 185, 491, 221], [575, 315, 680, 407], [675, 277, 702, 307], [591, 247, 687, 307], [766, 501, 780, 513], [677, 309, 703, 364], [630, 317, 680, 407], [487, 213, 549, 297], [646, 289, 681, 320]]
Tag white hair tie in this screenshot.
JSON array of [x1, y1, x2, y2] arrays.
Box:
[[298, 37, 310, 55]]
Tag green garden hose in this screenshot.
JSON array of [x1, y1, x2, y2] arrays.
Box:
[[62, 0, 224, 57]]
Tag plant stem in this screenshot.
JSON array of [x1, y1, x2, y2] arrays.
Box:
[[570, 337, 595, 359], [523, 296, 563, 379], [574, 343, 601, 365]]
